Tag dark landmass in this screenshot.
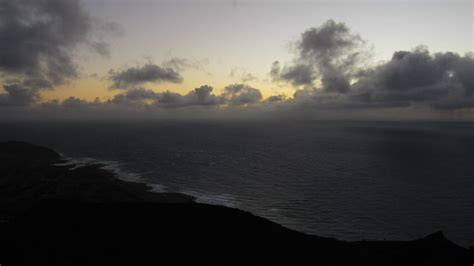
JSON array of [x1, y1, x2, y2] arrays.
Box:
[[0, 141, 472, 265]]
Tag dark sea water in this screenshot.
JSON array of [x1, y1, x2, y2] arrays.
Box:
[[1, 120, 473, 246]]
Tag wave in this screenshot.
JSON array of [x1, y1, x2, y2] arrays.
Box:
[[54, 156, 167, 193], [53, 155, 238, 206], [180, 190, 238, 208]]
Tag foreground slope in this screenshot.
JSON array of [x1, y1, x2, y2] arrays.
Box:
[[0, 141, 472, 265]]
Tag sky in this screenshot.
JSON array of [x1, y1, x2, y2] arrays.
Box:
[[0, 0, 473, 120]]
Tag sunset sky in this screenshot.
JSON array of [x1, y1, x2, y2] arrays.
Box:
[[0, 0, 473, 119]]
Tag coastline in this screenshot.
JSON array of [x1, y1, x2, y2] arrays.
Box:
[[0, 141, 472, 265], [0, 141, 194, 214]]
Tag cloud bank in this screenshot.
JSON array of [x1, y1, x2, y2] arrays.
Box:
[[110, 85, 225, 108], [0, 8, 472, 120], [270, 20, 474, 116]]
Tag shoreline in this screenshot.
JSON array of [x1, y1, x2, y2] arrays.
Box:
[[0, 141, 194, 214], [54, 155, 196, 202], [0, 141, 472, 265], [57, 149, 473, 247]]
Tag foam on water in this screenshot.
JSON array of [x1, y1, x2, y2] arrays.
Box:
[[148, 183, 167, 193], [54, 155, 235, 203], [181, 190, 238, 208], [54, 156, 167, 192]]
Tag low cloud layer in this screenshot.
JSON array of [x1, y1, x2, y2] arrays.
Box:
[[111, 85, 225, 108], [269, 20, 473, 114], [109, 84, 264, 108], [350, 48, 474, 110], [0, 12, 472, 120], [288, 47, 474, 112], [222, 84, 263, 105]]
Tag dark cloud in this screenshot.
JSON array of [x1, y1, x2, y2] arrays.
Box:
[[0, 84, 39, 106], [273, 19, 368, 93], [109, 85, 225, 108], [265, 95, 286, 103], [181, 85, 225, 106], [269, 61, 281, 80], [109, 84, 262, 108], [299, 20, 364, 63], [110, 88, 158, 104], [124, 88, 158, 101], [286, 48, 474, 112], [0, 0, 96, 85], [350, 47, 474, 110], [21, 78, 54, 90], [154, 91, 184, 108], [0, 0, 115, 107], [320, 68, 351, 94], [154, 85, 225, 108], [62, 96, 91, 108], [270, 20, 474, 113], [279, 64, 315, 87], [108, 64, 183, 89], [222, 84, 263, 105], [1, 14, 473, 119], [0, 77, 56, 107]]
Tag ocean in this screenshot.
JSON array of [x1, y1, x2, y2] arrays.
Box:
[[1, 120, 473, 246]]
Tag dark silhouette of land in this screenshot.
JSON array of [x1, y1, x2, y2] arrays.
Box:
[[0, 141, 472, 265]]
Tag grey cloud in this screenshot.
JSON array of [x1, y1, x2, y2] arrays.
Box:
[[0, 0, 97, 85], [110, 84, 265, 108], [109, 85, 225, 108], [265, 95, 286, 103], [279, 64, 315, 87], [181, 85, 225, 106], [111, 88, 158, 104], [222, 84, 263, 105], [163, 57, 210, 74], [0, 84, 39, 106], [89, 41, 111, 58], [155, 85, 225, 108], [109, 64, 183, 89], [0, 77, 55, 107], [271, 21, 474, 112], [62, 97, 91, 108], [125, 88, 158, 101], [273, 19, 368, 92], [21, 78, 54, 90], [270, 60, 314, 86], [110, 84, 263, 108], [0, 0, 116, 108], [370, 47, 445, 92], [1, 14, 473, 119], [154, 91, 184, 108], [299, 20, 364, 64], [269, 61, 281, 80], [451, 54, 474, 93], [350, 48, 474, 110], [229, 68, 258, 83], [320, 68, 350, 93]]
